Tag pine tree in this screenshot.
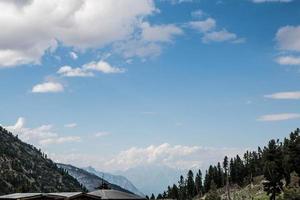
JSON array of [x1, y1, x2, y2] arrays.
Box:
[[178, 175, 186, 200], [223, 156, 231, 200], [156, 194, 163, 199], [263, 139, 284, 200], [217, 162, 224, 187], [170, 184, 179, 199], [186, 170, 195, 199], [150, 193, 155, 200], [195, 169, 203, 196]]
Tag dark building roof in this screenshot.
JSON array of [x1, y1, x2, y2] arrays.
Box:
[[88, 190, 145, 200], [0, 190, 145, 200], [0, 192, 101, 200]]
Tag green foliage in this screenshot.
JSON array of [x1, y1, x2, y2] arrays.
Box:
[[283, 187, 300, 200], [262, 140, 284, 200], [158, 128, 300, 200], [205, 181, 221, 200], [0, 126, 85, 195]]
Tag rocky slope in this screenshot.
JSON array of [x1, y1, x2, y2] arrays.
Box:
[[84, 166, 144, 196], [0, 126, 85, 195], [57, 163, 136, 195]]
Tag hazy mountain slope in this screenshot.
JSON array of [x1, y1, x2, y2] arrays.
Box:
[[0, 126, 85, 195], [117, 165, 184, 196], [84, 166, 144, 197], [57, 163, 133, 194]]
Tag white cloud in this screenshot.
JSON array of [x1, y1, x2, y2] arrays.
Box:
[[69, 52, 78, 60], [265, 91, 300, 100], [94, 131, 111, 137], [275, 55, 300, 65], [57, 65, 94, 77], [141, 22, 183, 42], [189, 18, 216, 33], [276, 25, 300, 52], [202, 29, 238, 43], [257, 113, 300, 121], [188, 17, 244, 44], [5, 117, 80, 146], [114, 39, 162, 58], [32, 81, 64, 93], [39, 136, 81, 145], [253, 0, 292, 3], [0, 0, 155, 67], [57, 60, 125, 77], [64, 123, 77, 128], [51, 143, 244, 171], [83, 60, 126, 74], [114, 22, 183, 59]]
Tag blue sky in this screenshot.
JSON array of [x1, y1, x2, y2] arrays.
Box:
[[1, 0, 300, 175]]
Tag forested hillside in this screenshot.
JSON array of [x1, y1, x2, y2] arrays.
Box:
[[155, 128, 300, 200], [0, 126, 86, 195]]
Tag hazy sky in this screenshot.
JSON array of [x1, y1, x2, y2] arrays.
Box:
[[1, 0, 300, 172]]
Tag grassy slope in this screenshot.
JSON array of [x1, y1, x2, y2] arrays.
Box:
[[196, 174, 300, 200]]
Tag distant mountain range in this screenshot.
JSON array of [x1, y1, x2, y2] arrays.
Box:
[[57, 163, 130, 193], [0, 126, 85, 195], [83, 166, 144, 197], [58, 163, 143, 197], [116, 165, 185, 196]]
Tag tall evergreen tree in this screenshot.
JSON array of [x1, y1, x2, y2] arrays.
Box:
[[263, 139, 284, 200], [178, 175, 186, 200], [150, 194, 155, 200], [186, 170, 195, 199], [223, 156, 231, 200], [195, 169, 203, 196]]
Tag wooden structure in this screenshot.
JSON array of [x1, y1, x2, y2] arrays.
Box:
[[0, 190, 145, 200]]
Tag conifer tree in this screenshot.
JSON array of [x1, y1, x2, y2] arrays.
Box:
[[195, 169, 203, 196], [150, 193, 155, 200], [223, 156, 231, 200], [186, 170, 195, 199], [263, 139, 284, 200]]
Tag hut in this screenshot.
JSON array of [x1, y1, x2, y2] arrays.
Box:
[[88, 189, 145, 200], [0, 192, 100, 200], [0, 190, 145, 200]]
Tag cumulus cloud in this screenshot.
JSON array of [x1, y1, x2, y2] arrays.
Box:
[[257, 113, 300, 121], [275, 55, 300, 65], [5, 117, 81, 146], [141, 22, 183, 42], [265, 91, 300, 100], [57, 66, 94, 77], [189, 18, 216, 33], [57, 60, 125, 77], [276, 25, 300, 52], [0, 0, 156, 67], [188, 18, 244, 44], [83, 60, 126, 74], [51, 143, 244, 171], [114, 22, 183, 58], [202, 29, 238, 43], [32, 81, 64, 93]]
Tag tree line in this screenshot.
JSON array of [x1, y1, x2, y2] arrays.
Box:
[[148, 128, 300, 200]]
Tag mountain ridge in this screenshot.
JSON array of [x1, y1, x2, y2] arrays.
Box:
[[0, 126, 85, 195], [83, 166, 144, 197], [57, 163, 140, 195]]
